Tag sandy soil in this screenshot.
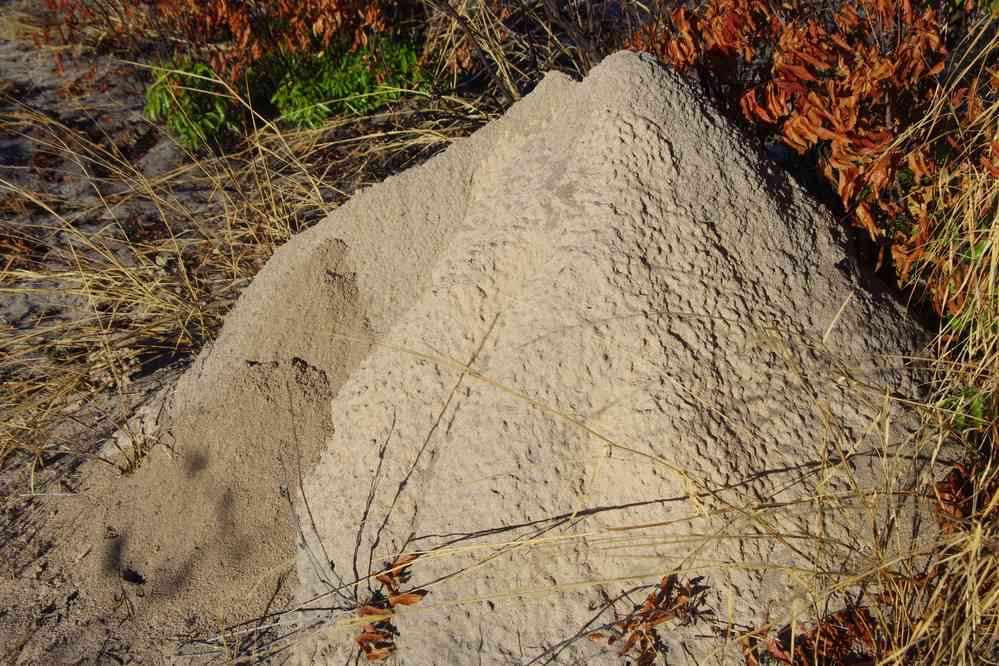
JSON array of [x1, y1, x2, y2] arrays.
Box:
[[1, 2, 199, 661]]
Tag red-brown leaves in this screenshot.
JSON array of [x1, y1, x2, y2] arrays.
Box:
[[626, 0, 779, 71], [42, 0, 398, 83], [935, 463, 999, 534], [740, 607, 878, 666], [355, 612, 398, 661], [374, 552, 419, 593], [355, 553, 428, 662], [590, 575, 706, 666], [162, 0, 393, 81], [389, 591, 429, 607]]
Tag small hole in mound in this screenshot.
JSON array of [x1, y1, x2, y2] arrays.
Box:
[[122, 568, 146, 585]]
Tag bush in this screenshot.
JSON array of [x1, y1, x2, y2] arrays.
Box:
[[141, 38, 425, 148], [46, 0, 426, 146], [150, 0, 417, 83], [269, 38, 425, 127], [143, 62, 237, 149]]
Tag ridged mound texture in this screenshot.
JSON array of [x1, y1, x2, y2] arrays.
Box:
[[290, 53, 926, 663], [54, 51, 929, 663]]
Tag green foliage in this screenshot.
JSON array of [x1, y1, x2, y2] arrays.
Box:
[[942, 386, 995, 431], [144, 62, 237, 150], [269, 39, 424, 128], [143, 39, 425, 145]]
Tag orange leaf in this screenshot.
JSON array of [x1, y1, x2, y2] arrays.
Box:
[[831, 32, 853, 53], [645, 609, 679, 627], [772, 79, 809, 99], [836, 4, 860, 31], [868, 60, 895, 81], [358, 605, 394, 617], [981, 155, 999, 178], [813, 124, 850, 143], [355, 629, 393, 644], [907, 150, 933, 181], [391, 553, 419, 569], [364, 647, 395, 661], [892, 241, 922, 282], [389, 590, 428, 607], [375, 571, 398, 591], [741, 89, 777, 124], [854, 202, 881, 239], [794, 47, 833, 71], [766, 638, 794, 664], [783, 115, 820, 152], [776, 61, 818, 82]]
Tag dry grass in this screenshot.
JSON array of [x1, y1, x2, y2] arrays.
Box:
[[1, 1, 997, 664], [0, 70, 485, 479], [885, 19, 999, 665], [172, 331, 955, 664], [420, 0, 646, 98]]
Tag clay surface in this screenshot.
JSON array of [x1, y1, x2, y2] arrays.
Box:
[[290, 53, 927, 663]]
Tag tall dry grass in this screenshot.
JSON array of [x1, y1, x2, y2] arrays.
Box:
[[0, 68, 483, 479]]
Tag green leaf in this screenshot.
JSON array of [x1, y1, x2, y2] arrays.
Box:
[[143, 61, 236, 150]]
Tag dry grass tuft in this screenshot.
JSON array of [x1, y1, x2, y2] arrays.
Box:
[[0, 72, 481, 478]]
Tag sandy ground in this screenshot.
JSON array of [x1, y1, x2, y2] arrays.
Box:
[[1, 3, 203, 661]]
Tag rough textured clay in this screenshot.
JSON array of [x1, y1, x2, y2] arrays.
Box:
[[42, 51, 928, 663], [290, 52, 926, 663]]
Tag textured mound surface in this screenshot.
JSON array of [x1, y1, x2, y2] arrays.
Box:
[[40, 51, 928, 662], [290, 53, 926, 663]]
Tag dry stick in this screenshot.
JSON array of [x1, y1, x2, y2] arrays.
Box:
[[353, 410, 397, 598], [364, 313, 500, 589]]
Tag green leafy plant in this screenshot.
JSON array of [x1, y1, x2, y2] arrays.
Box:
[[269, 38, 424, 128], [143, 40, 424, 146], [144, 62, 238, 149], [942, 386, 995, 433]]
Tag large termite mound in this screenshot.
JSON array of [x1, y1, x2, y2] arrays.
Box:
[[285, 52, 927, 664]]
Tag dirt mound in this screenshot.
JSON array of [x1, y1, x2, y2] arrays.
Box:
[[22, 51, 930, 663], [288, 53, 928, 663], [27, 238, 371, 659]]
